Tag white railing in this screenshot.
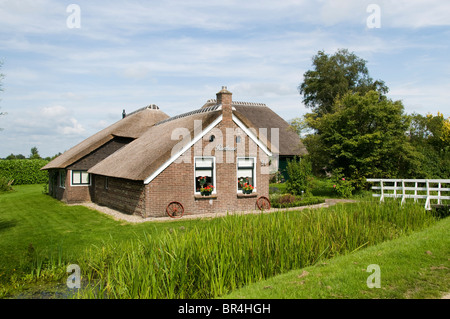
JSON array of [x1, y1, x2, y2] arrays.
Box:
[[366, 179, 450, 210]]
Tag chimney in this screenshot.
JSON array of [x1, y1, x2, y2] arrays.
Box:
[[216, 86, 232, 125], [122, 109, 126, 119]]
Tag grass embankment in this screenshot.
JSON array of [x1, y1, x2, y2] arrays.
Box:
[[0, 184, 447, 299], [223, 215, 450, 299]]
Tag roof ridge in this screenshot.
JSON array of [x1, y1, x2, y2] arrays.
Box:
[[205, 99, 266, 107], [126, 104, 160, 117], [155, 104, 221, 126]]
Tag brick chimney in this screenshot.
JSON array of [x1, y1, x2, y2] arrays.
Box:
[[217, 86, 232, 125]]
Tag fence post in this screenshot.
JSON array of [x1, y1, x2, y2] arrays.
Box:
[[438, 182, 442, 205], [414, 181, 418, 202], [425, 179, 431, 210], [393, 180, 397, 199], [401, 179, 405, 205], [380, 180, 384, 202]]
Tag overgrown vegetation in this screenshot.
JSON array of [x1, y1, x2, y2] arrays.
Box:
[[71, 200, 437, 299]]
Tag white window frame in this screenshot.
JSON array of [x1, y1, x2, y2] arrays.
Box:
[[59, 169, 66, 188], [237, 156, 256, 194], [70, 170, 91, 186], [194, 156, 216, 195]]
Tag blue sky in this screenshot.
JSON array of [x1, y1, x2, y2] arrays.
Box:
[[0, 0, 449, 158]]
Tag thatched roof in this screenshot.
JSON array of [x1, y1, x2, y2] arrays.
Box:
[[43, 95, 306, 183], [88, 110, 222, 181], [203, 99, 307, 156], [41, 107, 169, 170]]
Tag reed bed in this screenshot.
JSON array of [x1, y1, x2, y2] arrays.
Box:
[[74, 200, 435, 299]]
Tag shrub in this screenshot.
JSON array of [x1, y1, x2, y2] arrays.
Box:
[[0, 159, 49, 185], [286, 156, 313, 195], [0, 176, 13, 192], [270, 193, 325, 208], [331, 169, 355, 198]]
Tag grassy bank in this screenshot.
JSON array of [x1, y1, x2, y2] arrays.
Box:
[[223, 215, 450, 299], [0, 184, 444, 299], [73, 199, 436, 299]]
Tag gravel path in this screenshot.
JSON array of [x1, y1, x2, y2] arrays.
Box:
[[70, 198, 357, 224]]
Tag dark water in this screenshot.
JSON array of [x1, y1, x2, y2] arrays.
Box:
[[9, 283, 80, 299]]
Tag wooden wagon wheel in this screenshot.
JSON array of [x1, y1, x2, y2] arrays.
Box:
[[166, 201, 184, 218], [256, 196, 271, 211]]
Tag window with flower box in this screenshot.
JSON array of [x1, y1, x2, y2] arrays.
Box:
[[194, 157, 216, 194], [237, 157, 256, 193]]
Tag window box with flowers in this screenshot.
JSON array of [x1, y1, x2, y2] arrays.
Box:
[[200, 184, 215, 196], [242, 183, 254, 194]]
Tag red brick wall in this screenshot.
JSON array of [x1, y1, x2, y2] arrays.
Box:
[[145, 119, 270, 218], [50, 169, 93, 203], [94, 175, 146, 217]]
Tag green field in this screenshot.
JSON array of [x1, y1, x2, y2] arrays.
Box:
[[0, 184, 448, 299]]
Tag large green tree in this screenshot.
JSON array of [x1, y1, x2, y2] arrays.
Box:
[[299, 49, 388, 118], [314, 91, 422, 182]]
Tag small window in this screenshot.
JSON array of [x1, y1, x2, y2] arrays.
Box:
[[237, 157, 255, 192], [105, 177, 109, 190], [71, 170, 91, 186], [59, 170, 66, 188], [236, 136, 241, 143], [195, 157, 215, 194]]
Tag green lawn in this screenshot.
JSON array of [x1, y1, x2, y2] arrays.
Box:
[[0, 185, 211, 275], [223, 215, 450, 299]]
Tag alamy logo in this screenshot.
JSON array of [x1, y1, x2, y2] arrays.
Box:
[[366, 4, 381, 29], [66, 4, 81, 29], [366, 264, 381, 288], [67, 264, 81, 289]]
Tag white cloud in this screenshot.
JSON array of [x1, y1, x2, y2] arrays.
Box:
[[62, 118, 85, 135], [41, 105, 69, 117]]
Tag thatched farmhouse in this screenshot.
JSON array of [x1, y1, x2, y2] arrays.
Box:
[[42, 87, 306, 218]]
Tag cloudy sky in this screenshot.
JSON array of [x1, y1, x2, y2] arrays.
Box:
[[0, 0, 449, 158]]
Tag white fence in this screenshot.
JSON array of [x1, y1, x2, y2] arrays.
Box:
[[366, 179, 450, 210]]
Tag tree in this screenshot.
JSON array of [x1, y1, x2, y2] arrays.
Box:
[[29, 147, 42, 160], [299, 49, 388, 118], [408, 112, 450, 178], [313, 90, 423, 185]]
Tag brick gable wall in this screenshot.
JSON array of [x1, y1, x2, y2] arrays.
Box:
[[144, 119, 270, 218]]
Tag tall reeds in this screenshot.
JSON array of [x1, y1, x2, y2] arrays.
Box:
[[73, 200, 436, 299]]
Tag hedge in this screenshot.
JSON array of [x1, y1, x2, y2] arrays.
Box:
[[0, 159, 49, 185], [269, 193, 325, 208]]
